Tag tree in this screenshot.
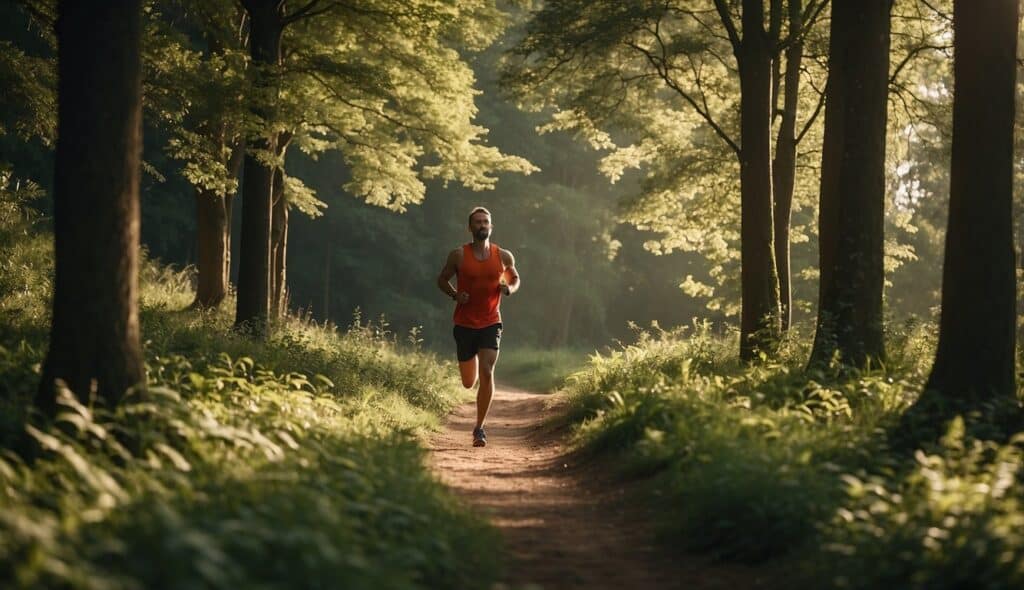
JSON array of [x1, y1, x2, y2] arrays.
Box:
[[282, 38, 629, 349], [772, 0, 813, 331], [732, 0, 782, 359], [902, 0, 1020, 437], [232, 0, 534, 333], [270, 129, 293, 317], [233, 0, 283, 333], [808, 0, 891, 368], [504, 0, 828, 359], [146, 0, 250, 309], [36, 0, 144, 414]]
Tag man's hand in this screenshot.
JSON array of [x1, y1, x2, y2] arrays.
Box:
[[499, 282, 511, 296], [457, 291, 470, 304]]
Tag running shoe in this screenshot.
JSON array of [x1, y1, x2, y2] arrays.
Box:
[[472, 426, 487, 447]]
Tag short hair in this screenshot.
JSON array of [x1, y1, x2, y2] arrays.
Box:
[[468, 206, 491, 225]]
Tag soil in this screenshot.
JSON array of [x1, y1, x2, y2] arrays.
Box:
[[428, 386, 779, 590]]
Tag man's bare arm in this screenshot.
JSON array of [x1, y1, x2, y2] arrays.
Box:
[[437, 249, 461, 300], [500, 249, 520, 295]]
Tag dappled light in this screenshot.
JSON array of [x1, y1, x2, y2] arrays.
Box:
[[2, 0, 1024, 589]]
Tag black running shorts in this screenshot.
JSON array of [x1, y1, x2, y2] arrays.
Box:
[[453, 323, 502, 362]]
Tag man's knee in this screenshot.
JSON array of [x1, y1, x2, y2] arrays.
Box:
[[480, 363, 495, 380], [461, 375, 476, 389]]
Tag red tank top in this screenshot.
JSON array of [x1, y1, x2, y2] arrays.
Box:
[[454, 243, 505, 328]]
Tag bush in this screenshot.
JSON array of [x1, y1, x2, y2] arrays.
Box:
[[815, 418, 1024, 590], [562, 319, 1024, 586]]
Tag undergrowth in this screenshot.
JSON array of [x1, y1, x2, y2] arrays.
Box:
[[562, 320, 1024, 589], [0, 185, 498, 589]]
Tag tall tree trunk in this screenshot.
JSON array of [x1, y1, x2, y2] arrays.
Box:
[[269, 130, 292, 318], [772, 0, 803, 332], [270, 167, 288, 317], [194, 141, 244, 308], [904, 0, 1019, 435], [809, 0, 891, 368], [37, 0, 144, 415], [321, 236, 331, 321], [234, 0, 282, 334], [194, 187, 230, 307], [738, 0, 781, 361]]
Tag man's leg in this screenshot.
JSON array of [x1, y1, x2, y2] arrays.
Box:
[[458, 357, 478, 389], [475, 347, 499, 428], [454, 325, 478, 388]]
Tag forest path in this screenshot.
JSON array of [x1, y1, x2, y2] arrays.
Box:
[[428, 386, 772, 590]]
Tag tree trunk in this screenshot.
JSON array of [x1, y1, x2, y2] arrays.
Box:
[[193, 141, 243, 308], [223, 140, 243, 283], [772, 0, 803, 332], [234, 0, 282, 334], [905, 0, 1019, 435], [322, 237, 331, 321], [194, 187, 230, 307], [269, 130, 292, 318], [270, 166, 288, 317], [809, 0, 891, 368], [37, 0, 144, 415], [738, 0, 781, 361]]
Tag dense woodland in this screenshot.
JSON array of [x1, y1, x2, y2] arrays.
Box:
[[2, 0, 1024, 588]]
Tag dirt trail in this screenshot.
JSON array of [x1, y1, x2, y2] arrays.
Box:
[[429, 386, 773, 590]]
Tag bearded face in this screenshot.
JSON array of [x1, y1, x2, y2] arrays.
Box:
[[469, 213, 492, 241]]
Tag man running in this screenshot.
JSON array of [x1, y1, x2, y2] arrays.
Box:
[[437, 207, 520, 447]]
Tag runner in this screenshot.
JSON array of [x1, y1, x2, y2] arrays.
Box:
[[437, 207, 520, 447]]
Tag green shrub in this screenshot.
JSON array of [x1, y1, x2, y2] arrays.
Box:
[[815, 418, 1024, 590], [560, 321, 950, 565]]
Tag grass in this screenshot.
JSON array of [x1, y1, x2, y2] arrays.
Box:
[[497, 346, 591, 393], [558, 320, 1024, 589], [0, 187, 500, 589]]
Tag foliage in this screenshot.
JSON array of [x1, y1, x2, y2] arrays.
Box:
[[0, 196, 500, 589], [280, 35, 685, 351], [502, 0, 831, 317], [0, 40, 56, 144], [556, 321, 1024, 588], [815, 419, 1024, 590], [272, 0, 537, 212]]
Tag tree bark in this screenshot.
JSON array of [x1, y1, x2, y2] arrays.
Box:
[[905, 0, 1019, 433], [194, 187, 230, 307], [738, 0, 781, 361], [809, 0, 891, 368], [269, 130, 292, 318], [194, 141, 244, 308], [234, 0, 283, 334], [270, 166, 288, 317], [772, 0, 803, 332], [37, 0, 144, 415]]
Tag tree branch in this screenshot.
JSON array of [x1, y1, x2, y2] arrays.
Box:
[[889, 43, 951, 86], [796, 79, 826, 144], [713, 0, 742, 55], [625, 39, 740, 156], [282, 0, 338, 25]]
